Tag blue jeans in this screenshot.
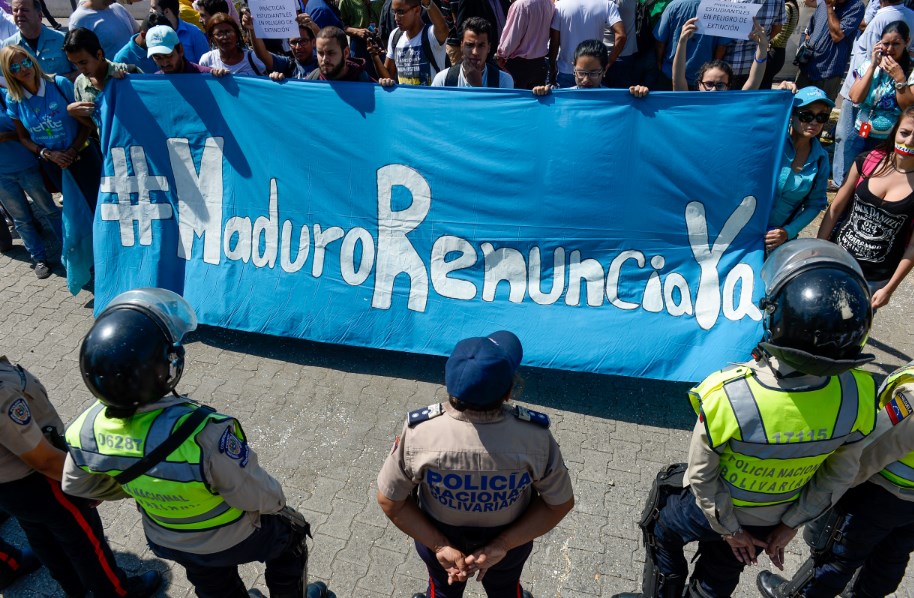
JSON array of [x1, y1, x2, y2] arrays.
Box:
[[147, 513, 307, 598], [0, 165, 62, 263], [654, 487, 775, 597], [805, 482, 914, 598]]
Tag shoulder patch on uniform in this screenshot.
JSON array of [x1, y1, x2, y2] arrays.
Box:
[[886, 391, 914, 426], [512, 405, 550, 428], [218, 425, 249, 467], [407, 403, 443, 428], [7, 398, 31, 426]]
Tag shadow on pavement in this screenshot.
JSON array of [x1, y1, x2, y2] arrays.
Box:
[[189, 325, 698, 430]]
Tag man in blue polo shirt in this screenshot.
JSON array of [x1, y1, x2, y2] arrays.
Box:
[[149, 0, 209, 63], [2, 0, 74, 79]]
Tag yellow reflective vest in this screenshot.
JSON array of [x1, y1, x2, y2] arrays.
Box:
[[876, 365, 914, 489], [66, 401, 245, 532], [690, 365, 876, 508]]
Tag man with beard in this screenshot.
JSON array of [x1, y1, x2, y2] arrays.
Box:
[[305, 26, 377, 82], [147, 24, 227, 75]]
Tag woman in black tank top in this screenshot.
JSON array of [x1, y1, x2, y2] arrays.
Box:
[[819, 106, 914, 309]]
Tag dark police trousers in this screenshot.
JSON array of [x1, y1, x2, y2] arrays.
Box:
[[415, 519, 534, 598], [654, 487, 775, 597], [804, 481, 914, 598], [147, 513, 307, 598], [0, 471, 130, 597]]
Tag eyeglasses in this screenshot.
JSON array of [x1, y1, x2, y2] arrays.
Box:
[[796, 110, 830, 124], [9, 57, 33, 74], [699, 80, 728, 91], [392, 7, 415, 15], [289, 38, 310, 46], [573, 69, 603, 79]]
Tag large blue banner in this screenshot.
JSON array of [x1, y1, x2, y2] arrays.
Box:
[[94, 76, 792, 382]]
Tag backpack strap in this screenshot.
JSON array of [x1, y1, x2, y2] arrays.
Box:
[[420, 25, 441, 73], [445, 64, 460, 86], [392, 28, 404, 56], [856, 149, 886, 188], [485, 63, 500, 87], [112, 406, 216, 485], [247, 51, 263, 76]]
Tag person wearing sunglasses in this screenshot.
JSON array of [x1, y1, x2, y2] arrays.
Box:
[[1, 44, 100, 210], [672, 17, 768, 91], [765, 87, 834, 251]]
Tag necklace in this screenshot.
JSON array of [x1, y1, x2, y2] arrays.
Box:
[[893, 160, 914, 174]]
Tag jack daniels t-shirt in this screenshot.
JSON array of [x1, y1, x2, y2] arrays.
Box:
[[835, 152, 914, 282]]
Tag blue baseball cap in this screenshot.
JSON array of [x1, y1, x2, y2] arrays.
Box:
[[794, 86, 835, 109], [146, 25, 180, 57], [445, 331, 523, 406]]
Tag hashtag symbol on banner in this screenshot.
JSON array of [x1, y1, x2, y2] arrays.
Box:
[[100, 146, 173, 247]]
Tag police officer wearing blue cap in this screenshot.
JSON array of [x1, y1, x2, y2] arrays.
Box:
[[766, 86, 834, 252], [377, 331, 575, 598]]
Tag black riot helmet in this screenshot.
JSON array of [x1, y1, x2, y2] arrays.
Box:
[[79, 288, 197, 414], [758, 239, 873, 376]]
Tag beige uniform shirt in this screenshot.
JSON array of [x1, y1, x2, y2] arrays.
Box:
[[851, 386, 914, 500], [687, 359, 872, 534], [62, 396, 286, 554], [0, 357, 65, 483], [377, 402, 573, 527]]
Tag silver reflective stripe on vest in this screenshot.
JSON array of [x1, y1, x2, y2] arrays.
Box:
[[147, 501, 233, 525], [728, 436, 846, 459], [69, 448, 206, 483], [724, 481, 800, 503], [884, 460, 914, 483], [145, 404, 196, 456], [833, 372, 860, 438], [724, 378, 767, 443], [79, 403, 106, 452]]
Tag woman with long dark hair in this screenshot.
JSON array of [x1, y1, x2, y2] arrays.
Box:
[[819, 106, 914, 308], [838, 21, 914, 174]]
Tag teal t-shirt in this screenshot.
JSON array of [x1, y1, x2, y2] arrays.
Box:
[[5, 75, 79, 151]]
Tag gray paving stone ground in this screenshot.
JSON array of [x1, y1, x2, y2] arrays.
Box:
[[2, 219, 914, 597]]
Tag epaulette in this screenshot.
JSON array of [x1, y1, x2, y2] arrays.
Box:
[[408, 403, 443, 428], [512, 405, 550, 428]]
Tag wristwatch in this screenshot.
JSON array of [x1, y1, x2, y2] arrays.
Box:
[[897, 80, 910, 90]]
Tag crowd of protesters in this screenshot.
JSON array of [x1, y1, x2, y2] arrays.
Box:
[[0, 0, 913, 307]]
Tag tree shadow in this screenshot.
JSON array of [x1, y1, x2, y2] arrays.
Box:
[[186, 325, 698, 430]]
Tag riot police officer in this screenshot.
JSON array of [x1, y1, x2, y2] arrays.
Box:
[[614, 239, 878, 598], [758, 361, 914, 598], [60, 288, 329, 598], [377, 330, 575, 598], [0, 354, 161, 597]]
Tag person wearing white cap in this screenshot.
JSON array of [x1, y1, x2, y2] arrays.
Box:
[[146, 23, 227, 75], [377, 331, 574, 598]]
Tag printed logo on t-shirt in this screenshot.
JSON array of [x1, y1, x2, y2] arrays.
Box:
[[837, 200, 909, 263], [394, 31, 434, 86], [8, 398, 31, 425], [424, 469, 532, 512]]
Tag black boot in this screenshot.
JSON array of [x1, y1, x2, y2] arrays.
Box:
[[124, 570, 162, 598], [757, 570, 790, 598]]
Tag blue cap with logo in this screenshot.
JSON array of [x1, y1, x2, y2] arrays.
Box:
[[794, 86, 835, 109], [146, 25, 180, 58], [445, 331, 523, 406]]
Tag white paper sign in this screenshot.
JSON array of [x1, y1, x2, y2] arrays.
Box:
[[248, 0, 298, 39], [695, 1, 762, 39]]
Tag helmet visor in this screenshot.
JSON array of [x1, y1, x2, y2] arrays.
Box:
[[762, 239, 867, 298], [103, 288, 197, 343]]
